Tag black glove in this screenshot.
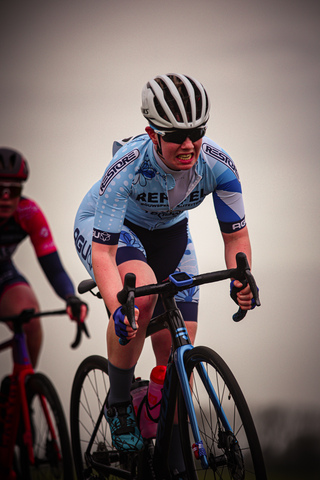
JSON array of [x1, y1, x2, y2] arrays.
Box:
[[66, 295, 88, 320]]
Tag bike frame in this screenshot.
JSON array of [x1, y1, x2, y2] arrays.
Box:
[[0, 314, 65, 479], [0, 327, 36, 478], [150, 293, 232, 475]]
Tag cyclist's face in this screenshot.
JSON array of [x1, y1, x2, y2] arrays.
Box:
[[146, 127, 202, 171], [0, 182, 22, 219]]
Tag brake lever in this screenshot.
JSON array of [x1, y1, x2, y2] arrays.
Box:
[[71, 321, 90, 349], [117, 273, 137, 346], [233, 308, 247, 322], [232, 252, 261, 322], [117, 274, 137, 330]]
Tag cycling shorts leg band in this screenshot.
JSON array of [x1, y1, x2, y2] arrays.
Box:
[[116, 246, 147, 265], [0, 261, 29, 303]]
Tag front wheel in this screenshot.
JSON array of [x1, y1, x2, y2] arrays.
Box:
[[18, 372, 73, 480], [178, 346, 267, 480]]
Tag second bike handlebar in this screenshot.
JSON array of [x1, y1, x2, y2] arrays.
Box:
[[0, 308, 89, 349]]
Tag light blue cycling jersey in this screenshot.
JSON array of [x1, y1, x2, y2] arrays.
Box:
[[78, 133, 245, 247], [74, 134, 246, 313]]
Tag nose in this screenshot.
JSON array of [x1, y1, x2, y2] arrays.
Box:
[[1, 189, 10, 200], [180, 137, 194, 148]]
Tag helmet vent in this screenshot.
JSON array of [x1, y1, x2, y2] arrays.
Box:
[[168, 75, 192, 122], [187, 76, 205, 121], [9, 153, 17, 170], [0, 148, 29, 180]]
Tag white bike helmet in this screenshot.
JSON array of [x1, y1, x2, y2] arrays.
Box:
[[141, 73, 210, 130]]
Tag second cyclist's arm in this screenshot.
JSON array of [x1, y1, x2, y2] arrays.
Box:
[[18, 198, 75, 299], [38, 251, 75, 300]]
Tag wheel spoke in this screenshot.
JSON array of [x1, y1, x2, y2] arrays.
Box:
[[178, 346, 267, 479]]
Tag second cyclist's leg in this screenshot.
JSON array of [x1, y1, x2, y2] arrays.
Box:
[[0, 283, 42, 367]]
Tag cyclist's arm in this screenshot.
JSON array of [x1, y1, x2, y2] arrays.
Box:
[[92, 241, 138, 342], [92, 149, 135, 312], [203, 143, 253, 309], [222, 226, 252, 269], [19, 198, 75, 299], [92, 242, 122, 315], [222, 226, 253, 309], [19, 198, 87, 320], [39, 251, 88, 322], [38, 251, 75, 299]]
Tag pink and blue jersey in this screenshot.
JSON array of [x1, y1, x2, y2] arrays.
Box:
[[0, 197, 74, 300]]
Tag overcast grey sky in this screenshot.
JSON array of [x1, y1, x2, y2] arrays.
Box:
[[1, 0, 319, 416]]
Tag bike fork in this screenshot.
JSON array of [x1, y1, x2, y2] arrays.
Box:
[[175, 346, 234, 470], [174, 346, 209, 469]]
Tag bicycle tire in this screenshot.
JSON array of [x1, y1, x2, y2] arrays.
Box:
[[18, 372, 73, 480], [70, 354, 143, 480], [178, 346, 267, 480]]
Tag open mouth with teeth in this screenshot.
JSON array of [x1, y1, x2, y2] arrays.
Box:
[[177, 154, 193, 160]]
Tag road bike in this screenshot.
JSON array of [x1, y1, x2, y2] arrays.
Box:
[[70, 252, 267, 479], [0, 307, 87, 479]]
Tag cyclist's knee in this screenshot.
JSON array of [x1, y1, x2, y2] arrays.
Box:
[[0, 283, 39, 317], [119, 259, 158, 326], [24, 315, 42, 337], [135, 295, 157, 328]]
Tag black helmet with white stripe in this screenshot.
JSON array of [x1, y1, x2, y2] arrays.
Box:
[[141, 73, 210, 130]]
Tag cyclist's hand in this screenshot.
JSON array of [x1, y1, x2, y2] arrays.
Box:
[[113, 305, 139, 344], [230, 280, 258, 311], [66, 295, 88, 322]]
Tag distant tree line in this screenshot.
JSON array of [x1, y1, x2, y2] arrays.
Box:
[[255, 405, 320, 477]]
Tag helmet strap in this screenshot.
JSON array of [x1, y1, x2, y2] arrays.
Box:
[[156, 135, 163, 157]]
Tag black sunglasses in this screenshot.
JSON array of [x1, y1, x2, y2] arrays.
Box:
[[155, 127, 207, 144], [0, 183, 23, 199]]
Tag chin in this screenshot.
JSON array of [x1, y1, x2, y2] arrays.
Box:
[[0, 210, 12, 219]]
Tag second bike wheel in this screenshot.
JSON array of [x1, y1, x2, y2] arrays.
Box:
[[178, 346, 267, 480], [70, 354, 142, 480], [18, 372, 73, 480]]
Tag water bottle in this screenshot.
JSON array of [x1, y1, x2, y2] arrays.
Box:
[[131, 365, 166, 439], [131, 377, 149, 419], [146, 365, 167, 423]]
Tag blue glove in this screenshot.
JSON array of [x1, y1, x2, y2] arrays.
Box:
[[113, 305, 139, 345], [113, 306, 128, 343], [230, 280, 259, 310]]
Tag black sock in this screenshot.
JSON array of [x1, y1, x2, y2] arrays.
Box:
[[107, 361, 135, 406], [168, 424, 185, 474]]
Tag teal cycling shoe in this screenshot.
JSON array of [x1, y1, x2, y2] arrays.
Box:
[[104, 400, 143, 452]]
